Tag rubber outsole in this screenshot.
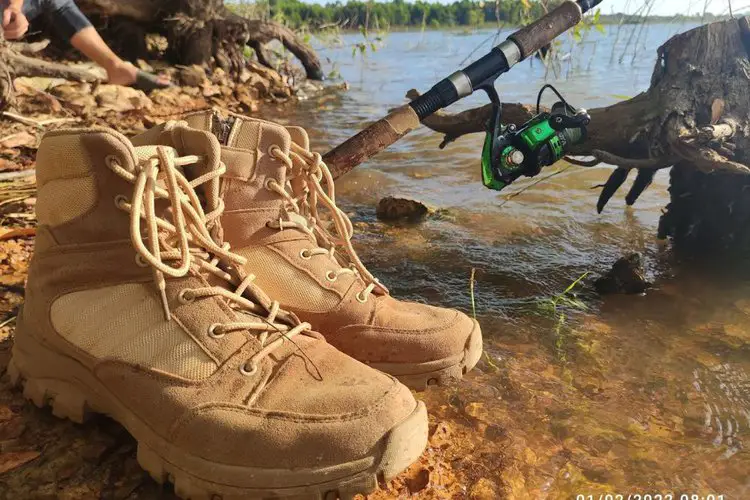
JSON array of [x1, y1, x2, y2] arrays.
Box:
[[369, 319, 483, 391], [8, 336, 429, 500]]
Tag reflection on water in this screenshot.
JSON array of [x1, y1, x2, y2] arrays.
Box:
[[266, 22, 750, 498], [695, 364, 749, 457]]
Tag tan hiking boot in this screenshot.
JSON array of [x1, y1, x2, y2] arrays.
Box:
[[177, 110, 483, 390], [10, 124, 428, 499]]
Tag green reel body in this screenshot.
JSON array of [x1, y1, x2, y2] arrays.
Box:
[[481, 87, 590, 192]]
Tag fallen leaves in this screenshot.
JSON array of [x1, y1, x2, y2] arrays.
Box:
[[94, 85, 153, 113], [469, 477, 499, 499], [0, 131, 37, 149], [0, 450, 40, 474], [403, 466, 431, 493]]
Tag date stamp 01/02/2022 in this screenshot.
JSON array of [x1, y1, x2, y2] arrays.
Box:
[[575, 495, 726, 500]]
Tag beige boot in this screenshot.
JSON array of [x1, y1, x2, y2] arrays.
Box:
[[11, 124, 427, 499], [177, 110, 483, 390]]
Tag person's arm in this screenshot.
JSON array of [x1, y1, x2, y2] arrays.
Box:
[[3, 0, 29, 40]]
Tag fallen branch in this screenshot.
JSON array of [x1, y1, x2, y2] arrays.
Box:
[[6, 51, 100, 82], [8, 39, 50, 55]]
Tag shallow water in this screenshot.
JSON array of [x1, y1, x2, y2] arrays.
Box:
[[266, 23, 750, 498]]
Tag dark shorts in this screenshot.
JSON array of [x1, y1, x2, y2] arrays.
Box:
[[11, 0, 93, 40]]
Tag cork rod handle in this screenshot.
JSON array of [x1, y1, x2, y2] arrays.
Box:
[[323, 105, 421, 180]]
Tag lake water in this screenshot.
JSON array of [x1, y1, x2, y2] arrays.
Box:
[[265, 22, 750, 499]]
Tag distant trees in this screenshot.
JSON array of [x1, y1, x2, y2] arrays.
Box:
[[227, 0, 729, 31], [256, 0, 551, 29]]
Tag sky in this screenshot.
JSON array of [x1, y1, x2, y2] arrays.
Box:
[[603, 0, 738, 16]]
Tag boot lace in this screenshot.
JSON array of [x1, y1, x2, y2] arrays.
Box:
[[265, 143, 388, 303], [106, 146, 313, 375]]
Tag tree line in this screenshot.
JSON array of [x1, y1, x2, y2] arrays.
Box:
[[228, 0, 728, 30], [234, 0, 550, 29]]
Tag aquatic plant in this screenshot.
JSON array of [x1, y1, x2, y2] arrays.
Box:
[[537, 272, 590, 362]]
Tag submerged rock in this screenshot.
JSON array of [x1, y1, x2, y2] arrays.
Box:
[[376, 196, 432, 222], [594, 253, 650, 295]]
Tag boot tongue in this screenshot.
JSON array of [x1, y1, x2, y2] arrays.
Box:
[[129, 117, 224, 223], [224, 115, 291, 187], [286, 126, 310, 150], [182, 109, 291, 190]]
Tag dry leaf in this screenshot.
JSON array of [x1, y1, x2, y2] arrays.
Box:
[[0, 450, 40, 474], [94, 85, 152, 113], [711, 98, 725, 124], [403, 467, 430, 493], [0, 132, 37, 149]]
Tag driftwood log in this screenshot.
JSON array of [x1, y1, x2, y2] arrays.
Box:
[[410, 17, 750, 254], [74, 0, 324, 80]]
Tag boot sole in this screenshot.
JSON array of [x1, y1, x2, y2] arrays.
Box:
[[8, 333, 428, 499], [369, 319, 483, 391]]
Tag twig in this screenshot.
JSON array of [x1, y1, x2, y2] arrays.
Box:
[[498, 165, 574, 208], [0, 315, 16, 328], [564, 156, 601, 167], [2, 111, 43, 128], [468, 267, 499, 371], [591, 149, 673, 169], [0, 169, 35, 181], [0, 227, 36, 241], [1, 111, 77, 129], [469, 268, 476, 319], [0, 196, 31, 208]]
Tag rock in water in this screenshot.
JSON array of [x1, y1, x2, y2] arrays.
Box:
[[594, 253, 650, 295], [376, 197, 432, 222]]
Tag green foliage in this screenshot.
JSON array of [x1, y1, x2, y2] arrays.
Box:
[[536, 272, 590, 363], [229, 0, 553, 30], [571, 8, 604, 43], [227, 1, 727, 31]]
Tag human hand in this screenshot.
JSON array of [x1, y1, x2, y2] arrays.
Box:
[[2, 7, 29, 40]]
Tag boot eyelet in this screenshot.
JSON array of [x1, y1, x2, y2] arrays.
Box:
[[267, 145, 281, 159], [240, 361, 257, 376], [299, 249, 311, 260], [356, 291, 368, 303], [105, 155, 121, 169], [208, 324, 225, 339], [178, 289, 196, 304], [114, 195, 129, 209], [264, 178, 277, 190], [134, 254, 148, 267], [325, 271, 337, 282]]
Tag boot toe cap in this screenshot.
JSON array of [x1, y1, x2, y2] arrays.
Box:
[[332, 299, 480, 365], [170, 343, 421, 470]]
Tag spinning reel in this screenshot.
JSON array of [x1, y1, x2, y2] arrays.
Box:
[[481, 84, 591, 191]]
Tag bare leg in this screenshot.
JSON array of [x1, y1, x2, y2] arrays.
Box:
[[70, 26, 168, 86]]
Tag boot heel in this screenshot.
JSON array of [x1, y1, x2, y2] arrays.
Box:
[[8, 347, 92, 424]]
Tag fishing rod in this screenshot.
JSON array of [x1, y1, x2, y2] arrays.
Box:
[[324, 0, 605, 191]]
